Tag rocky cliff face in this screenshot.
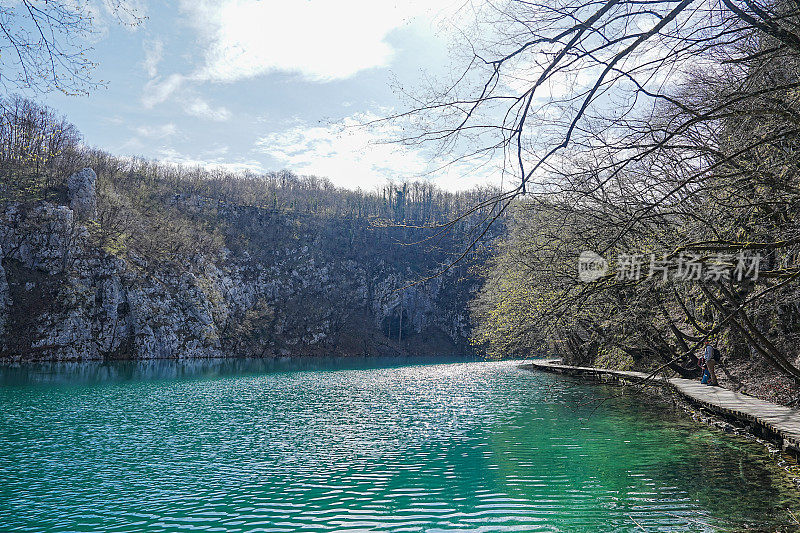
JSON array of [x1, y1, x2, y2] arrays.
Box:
[[0, 169, 478, 361]]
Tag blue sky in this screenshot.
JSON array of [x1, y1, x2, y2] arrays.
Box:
[[37, 0, 490, 191]]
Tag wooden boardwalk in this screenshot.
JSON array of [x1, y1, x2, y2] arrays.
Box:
[[523, 359, 800, 453]]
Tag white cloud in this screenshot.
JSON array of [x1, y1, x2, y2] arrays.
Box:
[[102, 115, 125, 126], [180, 0, 466, 83], [255, 112, 496, 190], [140, 79, 231, 121], [141, 73, 184, 108], [184, 98, 232, 121], [157, 148, 265, 174], [256, 113, 423, 189], [135, 123, 178, 139], [142, 39, 163, 78], [116, 137, 146, 153]]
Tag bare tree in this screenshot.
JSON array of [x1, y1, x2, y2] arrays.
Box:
[[394, 0, 800, 386], [0, 1, 143, 95]]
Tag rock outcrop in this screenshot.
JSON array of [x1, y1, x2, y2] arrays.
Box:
[[67, 168, 97, 221], [0, 177, 480, 361]]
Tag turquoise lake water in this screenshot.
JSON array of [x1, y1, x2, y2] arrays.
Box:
[[1, 358, 799, 532]]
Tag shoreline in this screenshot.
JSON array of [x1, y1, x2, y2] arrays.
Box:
[[522, 359, 800, 460]]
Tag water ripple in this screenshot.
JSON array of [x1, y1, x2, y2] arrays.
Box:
[[1, 359, 798, 532]]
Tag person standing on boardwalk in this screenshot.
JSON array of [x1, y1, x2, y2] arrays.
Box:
[[696, 351, 711, 384], [704, 341, 720, 386]]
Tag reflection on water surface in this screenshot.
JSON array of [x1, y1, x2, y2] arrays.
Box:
[[1, 358, 797, 532]]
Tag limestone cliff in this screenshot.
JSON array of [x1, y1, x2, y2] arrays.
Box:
[[0, 169, 479, 361]]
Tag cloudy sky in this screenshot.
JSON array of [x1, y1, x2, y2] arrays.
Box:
[[38, 0, 493, 191]]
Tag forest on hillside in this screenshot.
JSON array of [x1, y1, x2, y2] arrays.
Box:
[[0, 95, 504, 360], [0, 95, 498, 266]]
